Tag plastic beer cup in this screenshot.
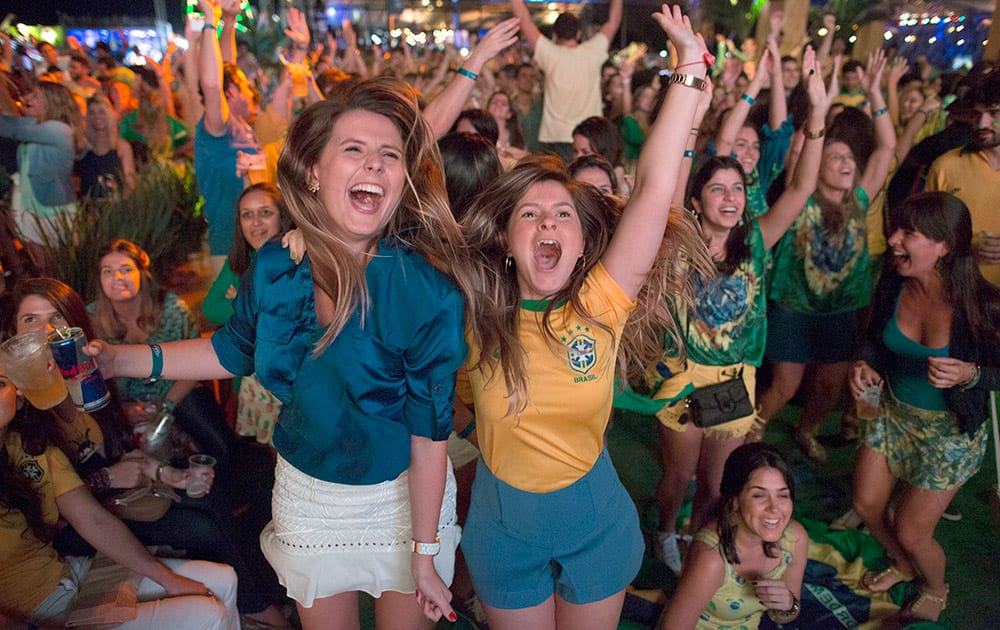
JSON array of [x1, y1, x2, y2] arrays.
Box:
[[0, 332, 67, 409]]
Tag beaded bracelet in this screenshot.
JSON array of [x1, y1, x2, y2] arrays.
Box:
[[872, 107, 888, 117], [457, 67, 478, 82], [683, 149, 696, 158]]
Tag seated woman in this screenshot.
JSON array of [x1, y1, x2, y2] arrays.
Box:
[[1, 277, 290, 627], [0, 361, 239, 629], [89, 238, 237, 474], [658, 443, 808, 629], [850, 193, 1000, 623], [202, 183, 293, 444]]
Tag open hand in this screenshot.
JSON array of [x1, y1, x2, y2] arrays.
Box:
[[284, 7, 310, 48], [652, 5, 708, 66]]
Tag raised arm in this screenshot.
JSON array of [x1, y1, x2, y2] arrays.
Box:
[[602, 5, 708, 300], [672, 78, 714, 208], [886, 58, 910, 126], [759, 46, 830, 249], [218, 0, 241, 64], [597, 0, 624, 44], [857, 49, 896, 200], [894, 89, 939, 163], [766, 36, 787, 130], [422, 18, 520, 139], [715, 48, 771, 157], [198, 0, 229, 137], [510, 0, 542, 49], [815, 14, 836, 72]]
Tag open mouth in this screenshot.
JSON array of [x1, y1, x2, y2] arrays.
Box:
[[762, 517, 782, 529], [349, 183, 385, 214], [719, 206, 741, 216], [893, 250, 910, 265], [533, 239, 562, 270]]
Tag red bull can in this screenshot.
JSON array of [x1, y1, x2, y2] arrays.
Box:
[[47, 328, 110, 412]]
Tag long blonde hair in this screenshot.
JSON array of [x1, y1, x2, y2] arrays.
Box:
[[84, 94, 120, 150], [277, 76, 476, 355]]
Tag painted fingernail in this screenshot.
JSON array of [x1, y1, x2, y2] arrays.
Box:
[[449, 612, 458, 622]]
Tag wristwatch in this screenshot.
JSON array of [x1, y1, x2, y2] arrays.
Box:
[[667, 72, 707, 92], [782, 595, 800, 615], [412, 536, 441, 556]]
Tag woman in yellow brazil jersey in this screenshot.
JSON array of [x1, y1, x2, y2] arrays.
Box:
[[456, 6, 710, 629]]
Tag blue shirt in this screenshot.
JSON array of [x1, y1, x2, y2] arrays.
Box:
[[193, 116, 260, 255], [212, 238, 467, 485], [0, 115, 76, 206]]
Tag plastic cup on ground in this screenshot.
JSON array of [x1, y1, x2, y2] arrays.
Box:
[[0, 332, 67, 409], [186, 454, 216, 498]]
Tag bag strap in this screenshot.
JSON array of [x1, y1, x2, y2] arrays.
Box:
[[991, 391, 999, 490]]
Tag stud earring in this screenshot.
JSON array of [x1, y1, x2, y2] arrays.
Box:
[[307, 180, 320, 193], [505, 257, 513, 272]]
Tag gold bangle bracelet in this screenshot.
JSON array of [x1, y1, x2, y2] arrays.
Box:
[[805, 127, 825, 140]]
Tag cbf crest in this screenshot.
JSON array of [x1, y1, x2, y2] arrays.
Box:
[[20, 459, 44, 483], [563, 325, 597, 381]]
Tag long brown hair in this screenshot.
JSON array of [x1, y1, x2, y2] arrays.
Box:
[[461, 155, 617, 413], [889, 192, 1000, 346], [90, 239, 164, 341], [278, 76, 476, 355]]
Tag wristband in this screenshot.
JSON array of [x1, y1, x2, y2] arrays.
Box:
[[150, 344, 163, 380], [202, 23, 218, 33], [741, 93, 756, 106], [872, 107, 888, 117], [457, 67, 478, 81], [457, 416, 477, 440], [683, 149, 696, 158], [805, 127, 825, 140], [412, 536, 441, 556]]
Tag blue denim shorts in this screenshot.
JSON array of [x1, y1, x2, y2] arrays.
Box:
[[461, 449, 643, 609]]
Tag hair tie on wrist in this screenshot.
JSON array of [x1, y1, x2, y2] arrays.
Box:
[[150, 344, 163, 380], [457, 67, 478, 81], [741, 93, 756, 106]]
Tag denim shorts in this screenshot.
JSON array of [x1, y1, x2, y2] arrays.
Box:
[[461, 449, 643, 609]]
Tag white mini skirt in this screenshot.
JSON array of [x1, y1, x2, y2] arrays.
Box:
[[260, 455, 459, 607]]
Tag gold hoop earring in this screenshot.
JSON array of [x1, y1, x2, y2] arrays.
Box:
[[307, 180, 320, 193]]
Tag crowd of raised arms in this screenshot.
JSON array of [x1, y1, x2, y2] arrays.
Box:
[[0, 1, 998, 628]]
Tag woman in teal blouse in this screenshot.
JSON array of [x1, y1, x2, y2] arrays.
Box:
[[85, 77, 478, 629]]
